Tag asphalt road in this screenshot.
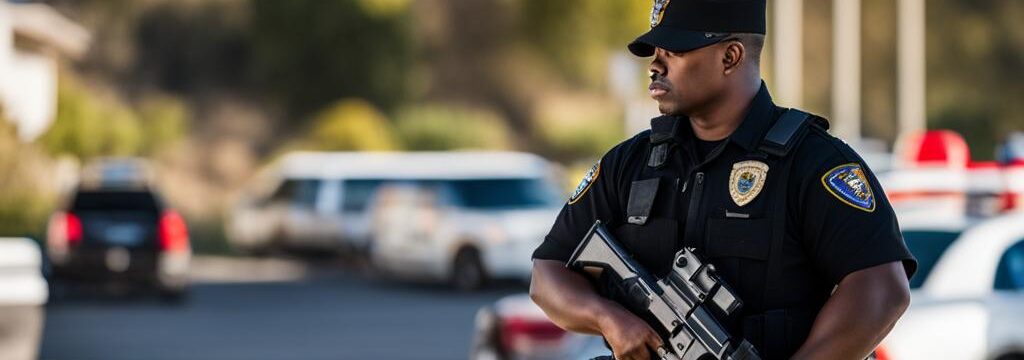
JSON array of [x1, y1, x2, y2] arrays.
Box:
[[39, 256, 525, 360]]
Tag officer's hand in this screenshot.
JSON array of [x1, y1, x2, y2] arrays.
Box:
[[598, 305, 663, 360]]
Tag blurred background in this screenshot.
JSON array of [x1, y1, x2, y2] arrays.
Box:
[[0, 0, 1021, 359]]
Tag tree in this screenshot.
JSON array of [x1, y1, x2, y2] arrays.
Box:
[[249, 0, 413, 117]]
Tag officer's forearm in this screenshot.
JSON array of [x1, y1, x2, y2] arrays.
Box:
[[791, 261, 911, 360], [529, 259, 622, 335]]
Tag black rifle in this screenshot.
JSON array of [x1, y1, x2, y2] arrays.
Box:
[[567, 221, 760, 360]]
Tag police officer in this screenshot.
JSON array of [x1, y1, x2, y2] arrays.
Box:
[[530, 1, 918, 359]]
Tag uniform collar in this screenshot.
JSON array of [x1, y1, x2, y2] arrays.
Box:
[[726, 81, 776, 152], [653, 81, 776, 153]]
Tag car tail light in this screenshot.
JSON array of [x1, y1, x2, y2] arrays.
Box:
[[158, 211, 190, 252], [1002, 161, 1024, 212], [47, 210, 81, 247], [47, 212, 81, 264], [1001, 191, 1019, 211], [873, 345, 892, 360], [64, 212, 83, 246], [499, 316, 567, 353]]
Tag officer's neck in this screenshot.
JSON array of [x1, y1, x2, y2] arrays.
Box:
[[686, 81, 761, 141]]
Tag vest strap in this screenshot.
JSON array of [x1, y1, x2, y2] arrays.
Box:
[[648, 116, 679, 168], [758, 109, 812, 157]]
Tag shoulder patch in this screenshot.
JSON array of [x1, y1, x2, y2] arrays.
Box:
[[568, 160, 601, 205], [821, 163, 876, 212]]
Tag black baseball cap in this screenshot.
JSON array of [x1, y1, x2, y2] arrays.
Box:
[[628, 0, 767, 57]]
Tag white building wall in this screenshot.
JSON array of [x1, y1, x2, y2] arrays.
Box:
[[6, 52, 56, 141], [0, 2, 68, 141], [0, 3, 13, 122]]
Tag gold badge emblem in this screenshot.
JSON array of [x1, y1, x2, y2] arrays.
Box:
[[650, 0, 671, 28], [729, 160, 769, 207]]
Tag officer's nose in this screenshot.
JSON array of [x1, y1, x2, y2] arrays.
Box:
[[649, 61, 665, 81], [649, 49, 667, 79]]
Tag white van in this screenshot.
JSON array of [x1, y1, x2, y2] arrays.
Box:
[[366, 152, 564, 290], [226, 152, 564, 266], [228, 152, 400, 254]]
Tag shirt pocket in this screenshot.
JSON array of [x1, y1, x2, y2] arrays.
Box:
[[704, 217, 772, 306]]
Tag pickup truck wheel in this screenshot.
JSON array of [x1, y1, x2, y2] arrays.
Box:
[[452, 248, 487, 292]]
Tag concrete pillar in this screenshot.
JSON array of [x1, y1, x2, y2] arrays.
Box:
[[898, 0, 927, 138], [773, 0, 803, 108], [832, 0, 862, 142]]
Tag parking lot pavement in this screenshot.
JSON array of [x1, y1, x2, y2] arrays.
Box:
[[40, 256, 525, 360]]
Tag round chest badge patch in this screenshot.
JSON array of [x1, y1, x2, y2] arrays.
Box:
[[568, 160, 601, 205], [822, 163, 876, 212], [729, 160, 769, 207], [650, 0, 671, 28]]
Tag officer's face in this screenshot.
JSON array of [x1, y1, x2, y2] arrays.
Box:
[[648, 44, 727, 116]]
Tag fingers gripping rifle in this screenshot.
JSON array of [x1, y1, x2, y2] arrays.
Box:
[[567, 221, 760, 360]]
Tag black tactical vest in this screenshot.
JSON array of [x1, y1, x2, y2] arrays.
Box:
[[605, 110, 825, 359]]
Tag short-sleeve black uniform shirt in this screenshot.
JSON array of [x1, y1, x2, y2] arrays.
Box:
[[532, 83, 917, 357]]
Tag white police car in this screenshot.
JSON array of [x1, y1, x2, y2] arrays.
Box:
[[879, 214, 1024, 360]]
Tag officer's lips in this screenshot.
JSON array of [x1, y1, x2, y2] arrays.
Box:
[[649, 82, 670, 98]]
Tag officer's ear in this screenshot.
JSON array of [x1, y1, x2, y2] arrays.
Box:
[[722, 40, 745, 75]]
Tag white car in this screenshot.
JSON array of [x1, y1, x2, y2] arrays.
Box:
[[227, 153, 383, 254], [880, 214, 1024, 360], [0, 238, 48, 360], [229, 152, 564, 259], [367, 152, 564, 290]]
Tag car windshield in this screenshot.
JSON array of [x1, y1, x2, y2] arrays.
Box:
[[902, 230, 961, 289], [447, 178, 560, 209]]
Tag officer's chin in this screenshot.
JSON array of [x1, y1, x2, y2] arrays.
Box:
[[657, 102, 683, 117]]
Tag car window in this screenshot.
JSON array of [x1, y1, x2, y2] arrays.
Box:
[[270, 180, 298, 203], [342, 179, 383, 212], [445, 178, 560, 210], [71, 189, 161, 213], [994, 240, 1024, 291], [292, 179, 321, 209], [902, 230, 960, 289]]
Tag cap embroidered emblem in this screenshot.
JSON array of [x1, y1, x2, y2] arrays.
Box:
[[729, 160, 769, 206], [650, 0, 671, 28], [821, 163, 876, 212]]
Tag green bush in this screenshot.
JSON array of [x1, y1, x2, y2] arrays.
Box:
[[0, 121, 57, 239], [304, 98, 401, 151], [37, 75, 145, 160], [394, 104, 512, 151]]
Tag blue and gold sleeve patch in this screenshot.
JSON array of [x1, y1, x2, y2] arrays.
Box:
[[821, 163, 876, 212], [568, 160, 601, 205]]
